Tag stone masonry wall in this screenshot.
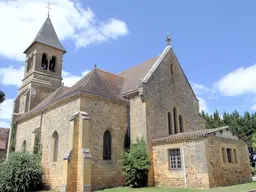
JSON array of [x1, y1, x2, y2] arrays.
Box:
[[40, 98, 80, 189], [206, 137, 251, 188], [152, 139, 209, 189], [184, 140, 209, 188], [144, 47, 205, 140], [129, 95, 147, 143], [80, 95, 127, 191], [15, 115, 41, 152], [143, 47, 206, 185]]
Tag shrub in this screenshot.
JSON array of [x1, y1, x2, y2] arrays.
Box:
[[123, 138, 150, 188], [0, 152, 44, 192]]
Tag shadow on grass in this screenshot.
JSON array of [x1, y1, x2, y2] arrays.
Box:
[[96, 182, 256, 192]]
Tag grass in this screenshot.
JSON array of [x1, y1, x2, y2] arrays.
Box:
[[96, 182, 256, 192]]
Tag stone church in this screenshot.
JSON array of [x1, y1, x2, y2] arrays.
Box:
[[8, 15, 251, 192]]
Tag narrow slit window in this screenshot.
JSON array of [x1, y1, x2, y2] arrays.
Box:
[[233, 149, 238, 164], [173, 107, 178, 134], [226, 148, 232, 163], [179, 115, 184, 133], [168, 112, 172, 135], [170, 64, 174, 76]]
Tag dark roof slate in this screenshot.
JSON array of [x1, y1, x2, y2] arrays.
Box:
[[24, 17, 66, 53], [57, 68, 125, 102], [16, 69, 126, 121], [119, 56, 159, 94], [16, 85, 70, 120], [152, 126, 230, 144]]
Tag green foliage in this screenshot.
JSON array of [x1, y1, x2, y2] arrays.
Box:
[[9, 123, 17, 153], [0, 90, 5, 104], [0, 152, 44, 192], [200, 110, 256, 147], [123, 138, 150, 188], [123, 127, 131, 150], [251, 133, 256, 149]]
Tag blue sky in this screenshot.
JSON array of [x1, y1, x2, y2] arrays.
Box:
[[1, 0, 256, 127]]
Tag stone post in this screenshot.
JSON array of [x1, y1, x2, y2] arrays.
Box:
[[77, 112, 92, 192], [61, 112, 79, 192], [60, 111, 92, 192]]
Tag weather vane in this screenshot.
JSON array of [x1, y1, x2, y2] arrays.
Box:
[[46, 0, 52, 18], [165, 34, 171, 46]]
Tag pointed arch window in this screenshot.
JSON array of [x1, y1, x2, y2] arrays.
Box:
[[52, 131, 59, 162], [22, 140, 27, 152], [179, 115, 184, 133], [168, 112, 172, 135], [103, 131, 112, 160], [173, 107, 178, 134], [41, 53, 48, 70], [49, 56, 56, 72]]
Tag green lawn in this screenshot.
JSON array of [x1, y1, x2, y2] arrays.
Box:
[[96, 182, 256, 192]]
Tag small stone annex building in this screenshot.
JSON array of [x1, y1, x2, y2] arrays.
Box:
[[8, 15, 251, 192]]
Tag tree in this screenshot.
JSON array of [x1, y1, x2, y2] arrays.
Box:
[[251, 133, 256, 149], [123, 138, 150, 188], [0, 90, 5, 104], [200, 110, 256, 147], [0, 152, 44, 191]]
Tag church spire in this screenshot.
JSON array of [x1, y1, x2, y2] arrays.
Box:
[[24, 5, 66, 53]]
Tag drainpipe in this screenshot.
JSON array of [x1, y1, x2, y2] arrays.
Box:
[[182, 145, 187, 188]]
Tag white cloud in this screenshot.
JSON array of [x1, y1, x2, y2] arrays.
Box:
[[0, 99, 14, 120], [63, 70, 90, 87], [0, 0, 129, 61], [0, 65, 89, 123], [0, 65, 24, 87], [251, 104, 256, 111], [198, 97, 208, 112], [192, 82, 212, 94], [215, 64, 256, 96], [0, 121, 10, 128], [0, 64, 89, 88]]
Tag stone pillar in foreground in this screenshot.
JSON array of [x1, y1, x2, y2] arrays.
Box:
[[77, 112, 92, 192], [61, 111, 92, 192]]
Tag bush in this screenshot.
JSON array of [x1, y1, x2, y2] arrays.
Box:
[[0, 152, 44, 192], [123, 138, 150, 188]]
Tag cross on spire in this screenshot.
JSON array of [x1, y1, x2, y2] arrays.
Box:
[[46, 0, 52, 18], [165, 34, 171, 46]]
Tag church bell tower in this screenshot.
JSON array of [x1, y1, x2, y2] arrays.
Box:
[[14, 15, 66, 114]]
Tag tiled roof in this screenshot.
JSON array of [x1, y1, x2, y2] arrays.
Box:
[[16, 69, 126, 121], [16, 85, 70, 121], [24, 17, 66, 53], [119, 56, 159, 94], [152, 126, 229, 144], [65, 68, 125, 101]]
